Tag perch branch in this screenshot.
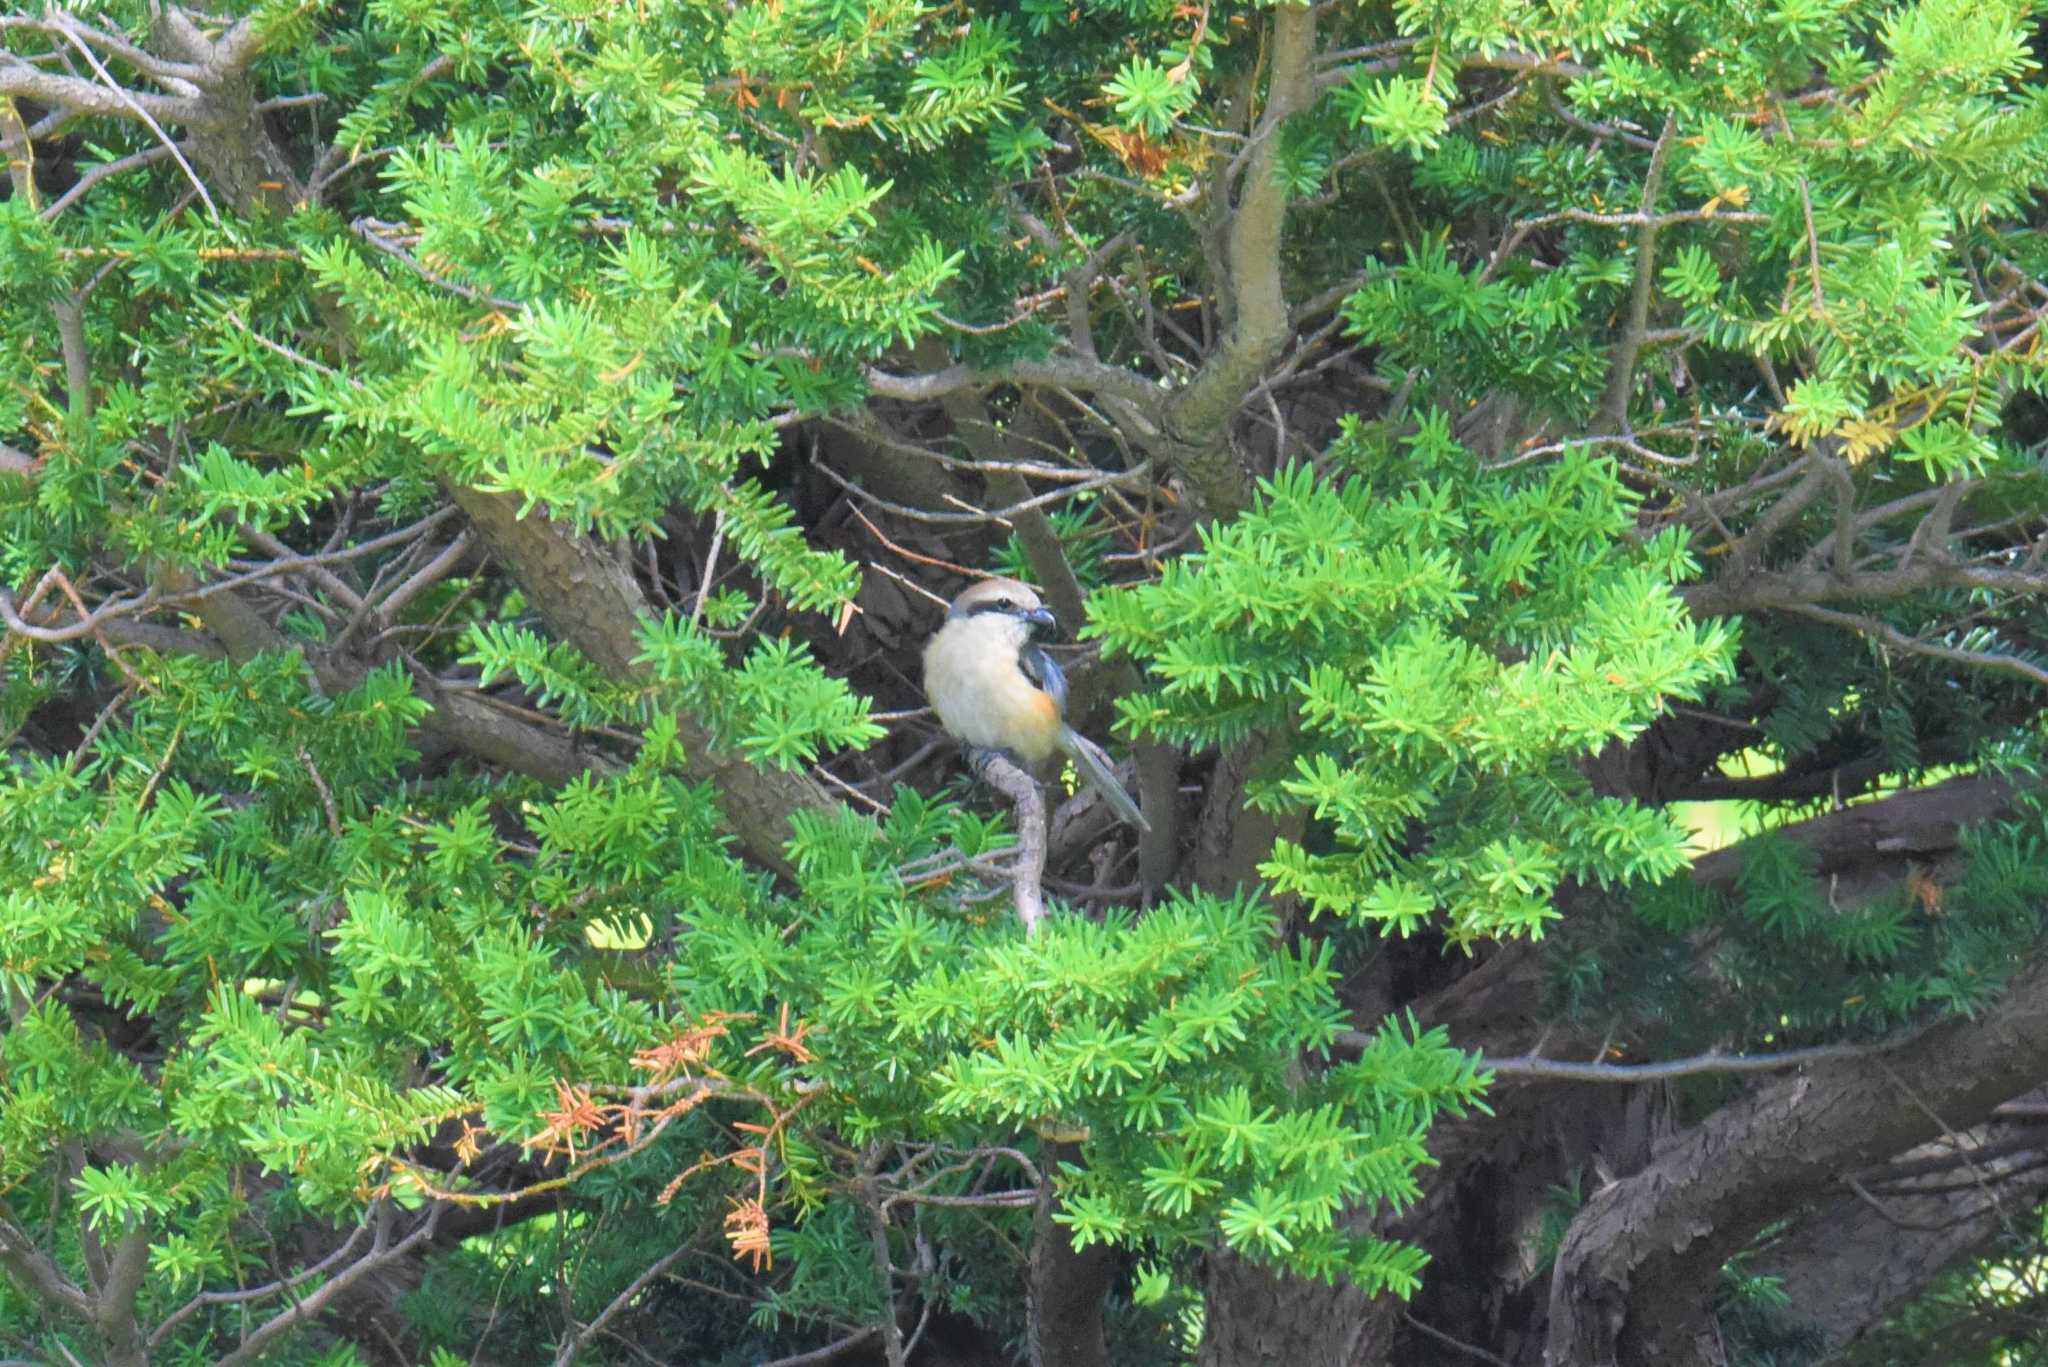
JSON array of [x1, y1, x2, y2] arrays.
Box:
[[975, 753, 1049, 934]]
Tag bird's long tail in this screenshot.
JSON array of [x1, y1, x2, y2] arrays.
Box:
[[1057, 727, 1150, 831]]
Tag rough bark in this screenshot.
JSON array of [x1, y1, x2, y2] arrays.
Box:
[[1755, 1135, 2048, 1360], [1028, 1141, 1117, 1367], [444, 484, 829, 876], [1318, 780, 2028, 1367], [1195, 1246, 1394, 1367], [1546, 947, 2048, 1367], [1689, 774, 2011, 892]]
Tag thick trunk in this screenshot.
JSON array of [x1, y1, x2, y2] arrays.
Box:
[[1027, 1142, 1116, 1367], [1546, 948, 2048, 1366], [1756, 1131, 2048, 1360], [1196, 1248, 1393, 1367]]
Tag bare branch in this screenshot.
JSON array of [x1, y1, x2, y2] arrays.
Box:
[[1596, 112, 1677, 432], [0, 581, 160, 644], [351, 218, 525, 309], [864, 356, 1164, 419], [0, 1214, 93, 1318], [40, 143, 180, 220], [756, 1327, 882, 1367], [1403, 1312, 1515, 1367], [811, 452, 1153, 527], [551, 1241, 691, 1367], [0, 55, 202, 126], [373, 530, 474, 623], [48, 21, 220, 228], [0, 14, 206, 90], [974, 753, 1049, 934], [1481, 1038, 1910, 1082], [1783, 602, 2048, 690], [1483, 206, 1766, 285], [1159, 0, 1319, 518], [1721, 453, 1827, 577], [148, 1223, 370, 1350], [1546, 86, 1660, 151], [211, 1203, 445, 1367]]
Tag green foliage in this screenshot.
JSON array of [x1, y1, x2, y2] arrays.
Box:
[[1091, 424, 1736, 946], [1561, 790, 2048, 1054], [4, 0, 2048, 1361]]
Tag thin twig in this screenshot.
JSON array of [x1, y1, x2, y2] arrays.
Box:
[[298, 748, 344, 838], [1403, 1312, 1515, 1367], [52, 21, 219, 228], [1784, 603, 2048, 690], [755, 1327, 882, 1367], [40, 143, 177, 220], [551, 1242, 692, 1367], [350, 217, 525, 309], [691, 511, 726, 628], [1330, 1034, 1917, 1080]]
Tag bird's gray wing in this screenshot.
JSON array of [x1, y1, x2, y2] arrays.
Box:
[[1018, 642, 1068, 713]]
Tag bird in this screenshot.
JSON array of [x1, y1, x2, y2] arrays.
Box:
[[922, 577, 1149, 831]]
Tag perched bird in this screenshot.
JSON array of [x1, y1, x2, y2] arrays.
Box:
[[922, 577, 1149, 830]]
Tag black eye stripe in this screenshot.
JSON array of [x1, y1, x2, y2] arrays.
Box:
[[970, 599, 1022, 616]]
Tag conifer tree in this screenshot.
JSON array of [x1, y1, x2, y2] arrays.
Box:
[[4, 1, 2048, 1364]]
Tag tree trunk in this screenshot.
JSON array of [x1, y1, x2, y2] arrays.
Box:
[[1028, 1142, 1116, 1367], [1756, 1132, 2048, 1360], [1546, 947, 2048, 1366], [1196, 1248, 1394, 1367]]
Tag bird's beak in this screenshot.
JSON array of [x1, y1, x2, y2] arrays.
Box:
[[1024, 607, 1059, 638]]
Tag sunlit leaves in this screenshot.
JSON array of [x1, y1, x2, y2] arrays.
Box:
[[1093, 443, 1733, 944]]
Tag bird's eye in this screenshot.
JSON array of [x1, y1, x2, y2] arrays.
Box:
[[993, 599, 1013, 611]]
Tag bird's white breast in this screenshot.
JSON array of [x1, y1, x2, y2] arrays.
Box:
[[923, 615, 1062, 763]]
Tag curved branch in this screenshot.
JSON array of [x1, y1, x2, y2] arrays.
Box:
[[0, 56, 203, 126], [974, 752, 1048, 934], [864, 357, 1164, 420], [0, 1215, 93, 1318], [0, 584, 160, 643], [1546, 945, 2048, 1366], [211, 1204, 445, 1367], [1783, 602, 2048, 690], [1159, 0, 1318, 519], [148, 1223, 370, 1351]]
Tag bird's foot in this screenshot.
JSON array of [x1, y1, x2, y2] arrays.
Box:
[[967, 746, 1026, 780]]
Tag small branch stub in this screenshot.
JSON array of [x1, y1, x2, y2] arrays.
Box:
[[974, 750, 1048, 933]]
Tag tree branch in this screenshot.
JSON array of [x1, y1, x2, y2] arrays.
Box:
[[551, 1240, 692, 1367], [863, 356, 1164, 420], [212, 1203, 445, 1367], [1782, 601, 2048, 689], [1546, 944, 2048, 1365], [93, 1225, 150, 1367], [0, 56, 203, 126], [148, 1222, 371, 1350], [1595, 112, 1678, 432], [1158, 0, 1319, 519], [974, 752, 1048, 934], [1754, 1142, 2048, 1357], [0, 1215, 93, 1319], [444, 484, 830, 875]]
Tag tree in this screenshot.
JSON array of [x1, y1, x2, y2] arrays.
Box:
[[4, 0, 2048, 1364]]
